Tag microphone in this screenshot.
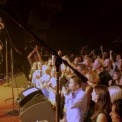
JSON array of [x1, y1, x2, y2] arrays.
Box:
[[0, 17, 4, 30]]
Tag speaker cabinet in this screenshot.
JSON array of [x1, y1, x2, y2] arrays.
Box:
[[19, 94, 55, 122], [17, 87, 43, 107], [9, 72, 28, 88]]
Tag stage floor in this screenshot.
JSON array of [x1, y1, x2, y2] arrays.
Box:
[[0, 84, 24, 122]]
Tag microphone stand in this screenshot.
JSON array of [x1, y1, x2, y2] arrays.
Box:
[[3, 38, 9, 86], [0, 7, 88, 121], [5, 39, 9, 85], [6, 44, 19, 116], [54, 56, 62, 122], [2, 17, 19, 116]]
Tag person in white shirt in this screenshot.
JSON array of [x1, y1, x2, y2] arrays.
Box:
[[61, 75, 87, 122]]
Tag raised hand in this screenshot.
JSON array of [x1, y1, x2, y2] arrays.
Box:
[[100, 45, 103, 52], [109, 50, 113, 55]]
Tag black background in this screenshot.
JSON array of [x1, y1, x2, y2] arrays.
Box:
[[0, 0, 122, 74]]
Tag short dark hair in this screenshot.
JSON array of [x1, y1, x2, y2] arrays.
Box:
[[70, 75, 82, 87]]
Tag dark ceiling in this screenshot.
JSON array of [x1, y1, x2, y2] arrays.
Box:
[[0, 0, 122, 74], [0, 0, 122, 51]]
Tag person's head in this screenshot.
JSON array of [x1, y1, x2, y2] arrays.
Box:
[[108, 86, 122, 103], [116, 54, 121, 62], [47, 58, 52, 67], [37, 60, 44, 70], [33, 53, 39, 62], [68, 75, 82, 91], [83, 54, 89, 61], [86, 70, 99, 88], [117, 59, 122, 71], [73, 57, 81, 66], [104, 58, 112, 68], [83, 57, 92, 68], [69, 53, 75, 62], [93, 58, 104, 70], [60, 63, 67, 73], [112, 71, 121, 81], [76, 64, 88, 75], [50, 66, 56, 77], [103, 51, 108, 59], [92, 85, 111, 104], [91, 85, 111, 121], [110, 99, 122, 122], [57, 50, 63, 57]]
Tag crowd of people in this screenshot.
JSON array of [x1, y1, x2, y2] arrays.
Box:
[[26, 44, 122, 122]]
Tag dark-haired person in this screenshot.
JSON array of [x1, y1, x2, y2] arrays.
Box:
[[91, 85, 112, 122], [27, 45, 42, 80], [109, 71, 121, 86], [109, 99, 122, 122], [61, 75, 87, 122], [27, 45, 41, 66]]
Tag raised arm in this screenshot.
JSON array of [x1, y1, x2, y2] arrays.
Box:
[[35, 45, 41, 61], [27, 47, 36, 66]]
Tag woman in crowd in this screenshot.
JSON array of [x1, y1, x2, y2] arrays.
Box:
[[109, 71, 121, 86], [91, 85, 112, 122], [84, 70, 99, 122], [109, 99, 122, 122]]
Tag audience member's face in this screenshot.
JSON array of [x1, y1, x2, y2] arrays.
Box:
[[91, 89, 98, 103], [70, 53, 75, 59], [58, 50, 63, 57], [84, 59, 91, 67], [116, 55, 121, 62], [61, 63, 66, 72], [117, 59, 122, 70], [104, 59, 110, 67], [34, 54, 39, 61], [68, 78, 78, 91], [51, 68, 56, 77], [37, 62, 42, 70], [113, 72, 119, 80], [74, 57, 80, 66], [93, 59, 100, 70], [76, 65, 87, 75], [76, 66, 84, 74], [48, 59, 52, 66], [110, 104, 120, 122]]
